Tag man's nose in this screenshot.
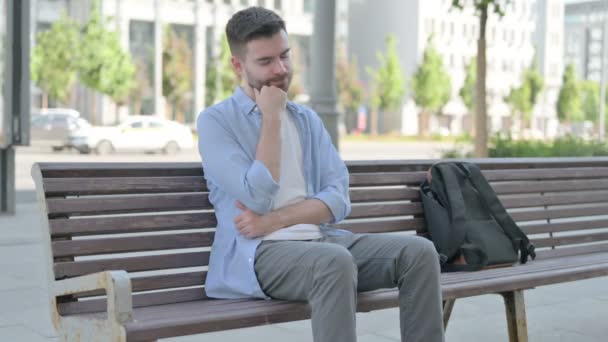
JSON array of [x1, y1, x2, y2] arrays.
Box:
[[273, 59, 287, 74]]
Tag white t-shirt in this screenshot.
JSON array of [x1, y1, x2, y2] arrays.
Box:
[[262, 110, 323, 241]]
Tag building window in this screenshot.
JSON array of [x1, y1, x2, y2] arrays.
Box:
[[257, 0, 264, 7], [223, 0, 231, 5], [240, 0, 248, 6], [273, 0, 281, 10]]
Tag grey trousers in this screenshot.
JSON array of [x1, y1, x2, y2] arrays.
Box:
[[254, 233, 445, 342]]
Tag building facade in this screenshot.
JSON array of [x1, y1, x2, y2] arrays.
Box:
[[348, 0, 564, 138], [32, 0, 316, 125], [564, 0, 608, 82]]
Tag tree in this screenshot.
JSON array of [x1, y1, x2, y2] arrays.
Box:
[[206, 34, 239, 106], [163, 26, 193, 122], [31, 14, 80, 108], [367, 34, 406, 135], [557, 64, 583, 124], [505, 81, 531, 133], [580, 81, 608, 131], [459, 57, 476, 114], [525, 59, 544, 112], [505, 59, 544, 133], [79, 0, 135, 123], [452, 0, 511, 157], [412, 35, 452, 136], [336, 46, 365, 133]]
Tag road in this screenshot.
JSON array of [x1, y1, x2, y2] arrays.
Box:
[[13, 140, 463, 202]]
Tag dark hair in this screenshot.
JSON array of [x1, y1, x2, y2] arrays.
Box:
[[225, 7, 286, 56]]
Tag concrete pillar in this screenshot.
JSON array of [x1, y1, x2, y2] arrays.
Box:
[[309, 0, 339, 149], [154, 0, 165, 118], [194, 0, 206, 115], [600, 14, 607, 142]]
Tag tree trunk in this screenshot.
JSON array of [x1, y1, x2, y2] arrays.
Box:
[[42, 93, 48, 109], [418, 110, 430, 137], [475, 7, 489, 157], [370, 108, 378, 136]]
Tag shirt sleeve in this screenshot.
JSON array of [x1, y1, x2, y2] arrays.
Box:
[[197, 109, 279, 214], [309, 112, 351, 224]]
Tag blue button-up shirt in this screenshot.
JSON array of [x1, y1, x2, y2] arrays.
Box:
[[197, 87, 352, 299]]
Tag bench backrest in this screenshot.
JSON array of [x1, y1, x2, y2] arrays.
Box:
[[32, 157, 608, 315]]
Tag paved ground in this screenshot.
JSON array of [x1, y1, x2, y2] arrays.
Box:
[[1, 141, 606, 341]]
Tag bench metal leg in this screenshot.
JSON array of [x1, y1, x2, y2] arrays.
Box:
[[501, 290, 528, 342], [442, 299, 456, 329]]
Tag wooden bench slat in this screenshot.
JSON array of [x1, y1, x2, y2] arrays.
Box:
[[349, 172, 426, 186], [59, 287, 208, 316], [334, 218, 425, 234], [482, 167, 608, 181], [442, 259, 608, 299], [348, 202, 423, 219], [492, 179, 608, 195], [50, 213, 217, 237], [43, 177, 208, 195], [533, 232, 608, 248], [52, 232, 215, 258], [74, 271, 208, 298], [522, 219, 608, 235], [509, 204, 608, 221], [442, 252, 608, 283], [46, 193, 212, 216], [39, 162, 203, 178], [500, 191, 608, 209], [54, 251, 210, 279], [349, 188, 419, 202], [535, 241, 608, 259]]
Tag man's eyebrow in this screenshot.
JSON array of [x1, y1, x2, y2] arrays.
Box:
[[255, 48, 291, 62]]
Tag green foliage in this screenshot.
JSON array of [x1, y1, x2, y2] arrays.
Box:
[[31, 13, 80, 104], [367, 34, 406, 113], [162, 26, 193, 118], [505, 81, 532, 123], [205, 34, 239, 106], [459, 57, 476, 112], [525, 59, 544, 109], [557, 64, 583, 123], [412, 35, 452, 114], [78, 1, 135, 104], [489, 134, 608, 157]]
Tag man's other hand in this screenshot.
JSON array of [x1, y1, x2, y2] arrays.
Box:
[[234, 200, 273, 239]]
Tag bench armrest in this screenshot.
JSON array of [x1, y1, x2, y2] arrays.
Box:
[[54, 270, 133, 324]]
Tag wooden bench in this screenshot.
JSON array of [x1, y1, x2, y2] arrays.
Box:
[[31, 157, 608, 341]]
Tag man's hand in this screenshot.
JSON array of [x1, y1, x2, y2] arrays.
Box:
[[234, 201, 275, 239], [254, 86, 287, 121]]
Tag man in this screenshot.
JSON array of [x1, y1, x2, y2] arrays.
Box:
[[197, 6, 444, 342]]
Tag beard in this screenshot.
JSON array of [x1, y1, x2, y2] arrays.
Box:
[[245, 69, 293, 93]]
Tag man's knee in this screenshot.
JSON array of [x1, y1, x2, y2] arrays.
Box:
[[314, 245, 357, 281], [400, 236, 440, 270]]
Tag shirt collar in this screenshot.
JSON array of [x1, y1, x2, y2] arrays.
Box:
[[232, 86, 300, 116]]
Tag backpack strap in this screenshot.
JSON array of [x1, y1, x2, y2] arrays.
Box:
[[460, 163, 536, 263]]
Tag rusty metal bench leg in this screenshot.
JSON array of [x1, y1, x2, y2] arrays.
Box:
[[442, 299, 456, 329], [501, 290, 528, 342]]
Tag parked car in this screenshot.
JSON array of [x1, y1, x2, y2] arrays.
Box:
[[30, 108, 91, 151], [68, 115, 195, 155]]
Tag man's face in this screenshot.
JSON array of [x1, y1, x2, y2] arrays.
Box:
[[232, 30, 293, 93]]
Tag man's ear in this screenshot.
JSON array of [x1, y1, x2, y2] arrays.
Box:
[[231, 55, 243, 77]]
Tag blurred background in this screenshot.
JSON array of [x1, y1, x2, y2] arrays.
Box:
[[2, 0, 608, 214]]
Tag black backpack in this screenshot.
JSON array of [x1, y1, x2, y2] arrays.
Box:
[[419, 162, 536, 272]]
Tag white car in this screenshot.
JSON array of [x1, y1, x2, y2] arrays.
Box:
[[68, 116, 195, 155]]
